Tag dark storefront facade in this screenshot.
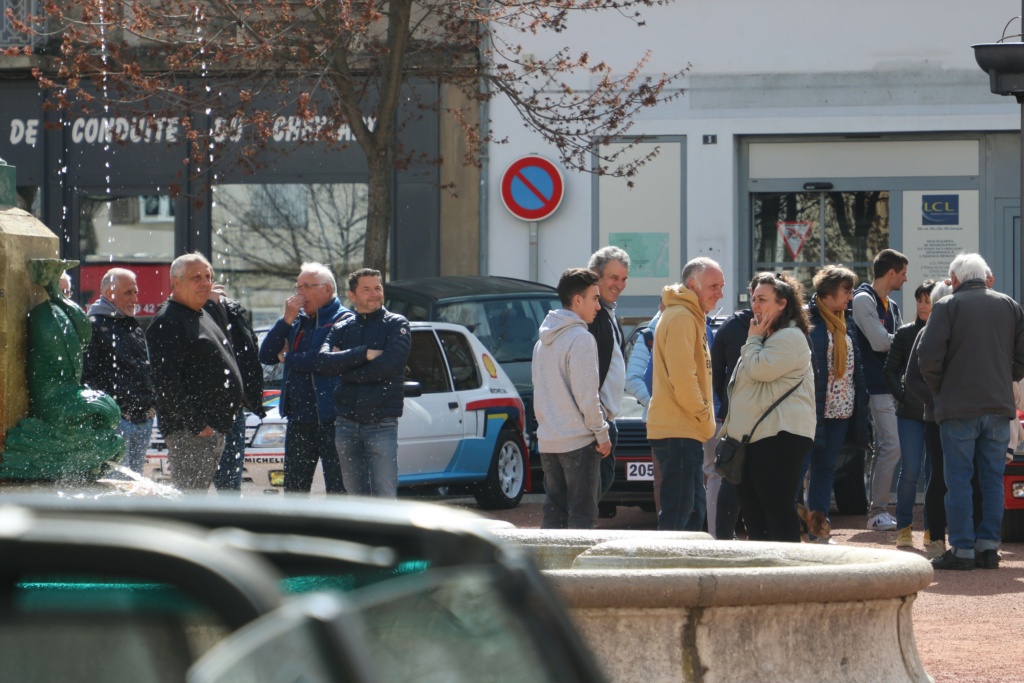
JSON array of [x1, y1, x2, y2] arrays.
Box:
[[0, 78, 443, 325]]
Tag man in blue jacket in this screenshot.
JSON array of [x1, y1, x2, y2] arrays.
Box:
[[316, 268, 411, 497], [260, 262, 351, 494]]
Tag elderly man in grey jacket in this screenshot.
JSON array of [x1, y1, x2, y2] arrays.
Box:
[[918, 253, 1024, 570], [532, 268, 611, 529]]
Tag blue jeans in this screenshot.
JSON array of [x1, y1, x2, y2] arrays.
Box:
[[116, 417, 153, 474], [895, 417, 928, 529], [214, 409, 247, 492], [335, 417, 399, 497], [801, 417, 850, 519], [940, 415, 1010, 557], [651, 437, 705, 531], [541, 443, 601, 529]]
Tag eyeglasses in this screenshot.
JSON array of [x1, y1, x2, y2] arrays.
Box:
[[294, 283, 327, 293]]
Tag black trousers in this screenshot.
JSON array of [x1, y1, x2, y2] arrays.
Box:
[[736, 431, 813, 543], [285, 421, 345, 493]]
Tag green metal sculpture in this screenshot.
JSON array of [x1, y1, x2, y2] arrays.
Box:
[[0, 259, 124, 480]]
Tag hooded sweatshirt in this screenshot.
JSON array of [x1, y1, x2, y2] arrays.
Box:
[[532, 309, 610, 454], [646, 284, 716, 442]]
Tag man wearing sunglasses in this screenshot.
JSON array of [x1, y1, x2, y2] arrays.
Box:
[[260, 262, 351, 493]]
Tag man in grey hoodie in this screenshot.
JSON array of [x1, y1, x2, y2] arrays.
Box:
[[532, 268, 611, 528], [83, 268, 156, 474]]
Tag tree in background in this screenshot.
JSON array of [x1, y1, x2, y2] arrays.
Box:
[[9, 0, 684, 272]]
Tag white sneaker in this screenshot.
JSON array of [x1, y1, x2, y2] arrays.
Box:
[[867, 512, 897, 531]]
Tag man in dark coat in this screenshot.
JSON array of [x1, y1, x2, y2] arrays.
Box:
[[146, 253, 244, 491], [83, 267, 156, 474], [204, 284, 267, 492], [918, 254, 1024, 570]]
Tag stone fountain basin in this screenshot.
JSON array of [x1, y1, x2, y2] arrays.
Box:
[[492, 529, 934, 683]]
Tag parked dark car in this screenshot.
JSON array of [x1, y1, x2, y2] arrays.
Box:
[[384, 275, 560, 483]]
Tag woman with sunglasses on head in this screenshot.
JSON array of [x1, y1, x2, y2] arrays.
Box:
[[720, 272, 816, 542]]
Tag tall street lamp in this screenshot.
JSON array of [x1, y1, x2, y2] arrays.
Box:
[[974, 11, 1024, 270]]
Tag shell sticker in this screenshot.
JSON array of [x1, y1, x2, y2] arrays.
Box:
[[482, 354, 498, 378]]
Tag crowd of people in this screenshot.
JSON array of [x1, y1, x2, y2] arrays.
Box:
[[533, 247, 1024, 571], [81, 255, 411, 498]]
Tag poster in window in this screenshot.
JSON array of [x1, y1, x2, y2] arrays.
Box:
[[902, 190, 978, 288]]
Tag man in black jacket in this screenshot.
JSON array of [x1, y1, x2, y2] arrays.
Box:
[[587, 246, 630, 497], [919, 254, 1024, 570], [204, 284, 266, 492], [83, 267, 156, 475], [315, 268, 411, 497], [147, 253, 244, 491]]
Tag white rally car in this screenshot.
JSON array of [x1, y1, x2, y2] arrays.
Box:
[[145, 322, 529, 508]]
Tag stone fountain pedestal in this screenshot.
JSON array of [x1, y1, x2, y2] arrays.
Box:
[[492, 529, 934, 683], [0, 206, 59, 452]]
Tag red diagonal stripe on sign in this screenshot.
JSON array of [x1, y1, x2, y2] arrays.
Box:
[[514, 170, 550, 205]]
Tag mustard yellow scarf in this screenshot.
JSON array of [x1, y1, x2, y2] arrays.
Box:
[[816, 299, 848, 379]]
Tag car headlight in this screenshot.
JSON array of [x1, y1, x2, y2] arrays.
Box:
[[1012, 481, 1024, 499], [251, 423, 287, 449]]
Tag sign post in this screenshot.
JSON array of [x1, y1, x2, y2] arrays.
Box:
[[500, 155, 565, 280]]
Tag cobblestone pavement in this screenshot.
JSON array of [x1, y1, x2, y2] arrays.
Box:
[[450, 494, 1024, 683]]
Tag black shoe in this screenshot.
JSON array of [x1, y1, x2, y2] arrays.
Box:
[[975, 549, 1000, 569], [931, 549, 975, 571]]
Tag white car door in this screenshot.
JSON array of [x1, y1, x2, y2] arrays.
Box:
[[398, 328, 465, 479]]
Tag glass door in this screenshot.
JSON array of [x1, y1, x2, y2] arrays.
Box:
[[751, 190, 890, 290]]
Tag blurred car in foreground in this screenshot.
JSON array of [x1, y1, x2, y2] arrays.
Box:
[[146, 322, 529, 508], [1, 495, 608, 682]]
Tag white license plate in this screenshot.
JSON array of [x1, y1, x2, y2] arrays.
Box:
[[626, 461, 654, 481]]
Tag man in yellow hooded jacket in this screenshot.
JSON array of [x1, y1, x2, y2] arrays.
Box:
[[648, 257, 724, 530]]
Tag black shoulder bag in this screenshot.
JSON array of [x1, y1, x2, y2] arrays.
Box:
[[714, 382, 801, 485]]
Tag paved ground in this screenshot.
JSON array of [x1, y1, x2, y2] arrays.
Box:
[[449, 494, 1024, 683]]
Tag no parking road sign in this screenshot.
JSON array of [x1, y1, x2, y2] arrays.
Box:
[[500, 155, 565, 221]]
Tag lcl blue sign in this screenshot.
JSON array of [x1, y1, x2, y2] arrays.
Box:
[[922, 194, 959, 225]]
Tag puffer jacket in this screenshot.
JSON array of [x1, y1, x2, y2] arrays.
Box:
[[883, 318, 927, 421], [315, 307, 411, 423], [807, 299, 870, 446]]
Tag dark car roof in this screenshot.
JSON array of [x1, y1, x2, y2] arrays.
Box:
[[386, 276, 556, 302]]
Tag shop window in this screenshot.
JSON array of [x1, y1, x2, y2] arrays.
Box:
[[211, 182, 371, 327], [751, 190, 889, 289], [79, 193, 175, 263]]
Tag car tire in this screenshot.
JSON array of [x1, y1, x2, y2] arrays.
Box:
[[474, 427, 526, 510], [598, 502, 617, 518], [1002, 508, 1024, 542], [833, 450, 868, 515]]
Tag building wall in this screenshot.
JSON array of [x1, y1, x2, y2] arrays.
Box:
[[485, 0, 1021, 319]]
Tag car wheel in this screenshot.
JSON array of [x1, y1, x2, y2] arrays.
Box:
[[833, 449, 868, 515], [474, 428, 526, 510], [1002, 508, 1024, 542], [598, 502, 617, 518]]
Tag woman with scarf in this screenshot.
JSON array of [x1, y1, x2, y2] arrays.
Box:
[[802, 265, 870, 542]]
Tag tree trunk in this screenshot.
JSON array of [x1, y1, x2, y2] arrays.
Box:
[[363, 151, 394, 276]]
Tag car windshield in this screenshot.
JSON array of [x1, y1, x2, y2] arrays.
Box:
[[434, 299, 556, 363]]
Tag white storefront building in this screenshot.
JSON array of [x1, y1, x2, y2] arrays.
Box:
[[485, 0, 1023, 320]]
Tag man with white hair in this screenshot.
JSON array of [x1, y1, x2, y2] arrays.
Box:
[[83, 267, 156, 474], [918, 253, 1024, 570], [146, 253, 245, 491], [260, 262, 351, 493]]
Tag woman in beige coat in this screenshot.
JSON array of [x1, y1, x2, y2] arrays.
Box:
[[721, 272, 816, 542]]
